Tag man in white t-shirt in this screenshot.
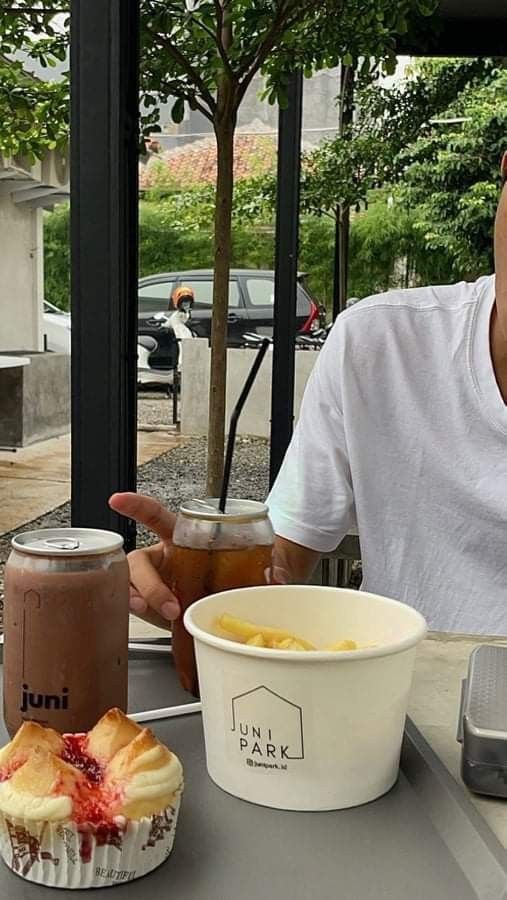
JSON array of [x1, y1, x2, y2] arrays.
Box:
[[110, 153, 507, 635]]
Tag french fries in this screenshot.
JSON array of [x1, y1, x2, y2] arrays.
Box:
[[218, 614, 316, 650], [216, 613, 364, 652], [246, 633, 266, 648], [327, 639, 358, 651]]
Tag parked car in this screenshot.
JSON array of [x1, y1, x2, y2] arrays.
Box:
[[43, 300, 71, 354], [137, 269, 321, 352]]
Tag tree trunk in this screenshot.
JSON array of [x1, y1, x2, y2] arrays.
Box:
[[332, 63, 354, 319], [340, 203, 350, 306], [207, 92, 236, 497], [333, 203, 350, 318]]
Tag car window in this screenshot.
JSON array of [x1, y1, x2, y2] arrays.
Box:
[[245, 278, 274, 307], [138, 281, 174, 314], [296, 284, 311, 318], [180, 280, 240, 309], [246, 278, 310, 318]]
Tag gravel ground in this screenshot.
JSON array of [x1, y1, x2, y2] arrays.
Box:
[[137, 388, 175, 427], [0, 436, 270, 627]]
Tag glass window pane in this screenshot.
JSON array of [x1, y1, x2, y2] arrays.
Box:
[[138, 281, 174, 299], [138, 297, 170, 315], [180, 280, 240, 308], [246, 278, 274, 307], [297, 284, 311, 318], [138, 282, 174, 315]]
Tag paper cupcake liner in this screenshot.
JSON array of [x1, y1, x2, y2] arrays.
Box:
[[0, 783, 183, 889]]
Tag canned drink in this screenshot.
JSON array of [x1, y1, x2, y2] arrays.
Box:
[[3, 528, 129, 738], [168, 499, 274, 698]]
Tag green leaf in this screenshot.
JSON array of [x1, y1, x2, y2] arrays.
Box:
[[383, 55, 397, 76], [171, 97, 185, 124]]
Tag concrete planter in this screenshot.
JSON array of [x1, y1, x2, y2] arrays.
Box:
[[0, 352, 70, 448], [180, 339, 318, 438]]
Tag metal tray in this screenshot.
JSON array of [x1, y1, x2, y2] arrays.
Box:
[[0, 649, 506, 899]]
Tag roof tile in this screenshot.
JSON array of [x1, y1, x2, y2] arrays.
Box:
[[140, 132, 276, 190]]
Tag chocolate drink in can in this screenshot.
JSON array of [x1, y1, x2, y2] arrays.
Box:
[[168, 499, 274, 697], [3, 528, 129, 738]]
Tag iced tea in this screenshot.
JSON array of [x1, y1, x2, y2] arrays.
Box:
[[168, 500, 274, 696]]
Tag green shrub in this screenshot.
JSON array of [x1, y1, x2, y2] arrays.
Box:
[[44, 203, 70, 309], [44, 190, 474, 316]]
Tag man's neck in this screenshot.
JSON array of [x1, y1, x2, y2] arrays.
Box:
[[490, 303, 507, 403]]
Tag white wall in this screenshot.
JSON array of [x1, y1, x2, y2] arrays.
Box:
[[180, 339, 318, 437], [0, 199, 43, 352]]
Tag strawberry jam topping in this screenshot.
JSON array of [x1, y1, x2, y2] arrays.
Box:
[[62, 735, 102, 784], [1, 734, 125, 842], [59, 734, 122, 828]]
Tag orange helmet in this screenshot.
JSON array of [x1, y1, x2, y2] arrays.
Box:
[[171, 285, 195, 310]]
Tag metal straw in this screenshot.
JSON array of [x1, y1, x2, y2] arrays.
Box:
[[219, 338, 271, 513]]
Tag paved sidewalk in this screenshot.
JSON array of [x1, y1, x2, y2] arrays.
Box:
[[0, 430, 183, 535]]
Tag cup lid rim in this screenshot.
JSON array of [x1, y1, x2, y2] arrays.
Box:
[[180, 498, 269, 523]]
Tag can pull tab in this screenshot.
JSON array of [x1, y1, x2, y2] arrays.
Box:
[[44, 538, 80, 551]]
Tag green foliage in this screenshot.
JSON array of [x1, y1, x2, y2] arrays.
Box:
[[44, 203, 70, 310], [139, 0, 439, 122], [1, 0, 439, 162], [298, 57, 494, 215], [348, 199, 412, 297], [0, 57, 68, 160], [299, 216, 335, 303], [43, 191, 413, 311], [44, 191, 275, 309], [0, 2, 69, 158], [45, 56, 506, 314], [396, 66, 507, 280], [139, 193, 335, 286]]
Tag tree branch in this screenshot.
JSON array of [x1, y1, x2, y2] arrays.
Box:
[[144, 24, 216, 114], [237, 0, 326, 98], [212, 0, 235, 79], [147, 80, 214, 123], [193, 16, 217, 44], [236, 0, 294, 80], [187, 95, 215, 123], [236, 3, 302, 103]]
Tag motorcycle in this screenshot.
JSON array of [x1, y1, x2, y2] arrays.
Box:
[[137, 298, 196, 391], [241, 321, 332, 352]]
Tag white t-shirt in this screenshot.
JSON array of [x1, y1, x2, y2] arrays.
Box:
[[267, 275, 507, 635]]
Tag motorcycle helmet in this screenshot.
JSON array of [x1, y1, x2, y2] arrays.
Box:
[[171, 285, 195, 311]]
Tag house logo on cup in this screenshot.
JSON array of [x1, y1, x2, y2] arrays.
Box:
[[231, 686, 304, 767]]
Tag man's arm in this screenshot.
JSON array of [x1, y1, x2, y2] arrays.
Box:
[[273, 535, 321, 583], [267, 315, 354, 557]]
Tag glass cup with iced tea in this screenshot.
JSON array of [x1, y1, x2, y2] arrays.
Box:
[[168, 499, 274, 697]]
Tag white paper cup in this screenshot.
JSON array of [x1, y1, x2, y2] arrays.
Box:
[[184, 586, 426, 811], [0, 785, 182, 889]]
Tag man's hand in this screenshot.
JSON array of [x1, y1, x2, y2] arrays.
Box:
[[109, 492, 178, 629], [109, 493, 319, 629]]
